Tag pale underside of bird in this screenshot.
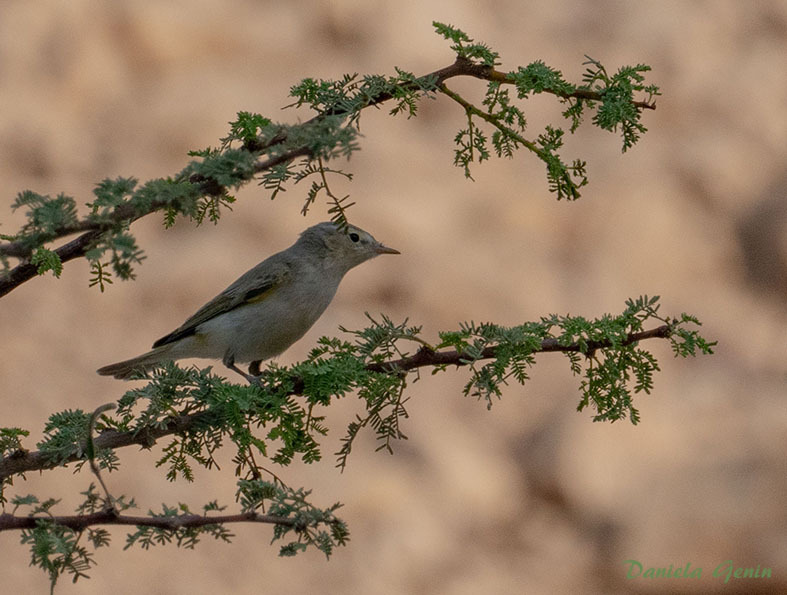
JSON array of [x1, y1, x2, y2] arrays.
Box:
[[97, 222, 399, 381]]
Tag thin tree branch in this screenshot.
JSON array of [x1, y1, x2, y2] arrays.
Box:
[[0, 510, 295, 532], [0, 324, 671, 479], [365, 324, 671, 374], [464, 60, 657, 110], [439, 83, 546, 158]]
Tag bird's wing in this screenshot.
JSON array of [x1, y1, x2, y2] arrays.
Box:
[[152, 259, 292, 348]]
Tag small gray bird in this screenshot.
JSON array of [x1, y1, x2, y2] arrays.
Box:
[[97, 222, 399, 381]]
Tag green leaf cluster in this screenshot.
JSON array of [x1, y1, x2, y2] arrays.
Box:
[[434, 22, 658, 196], [11, 486, 133, 589], [237, 480, 349, 558], [11, 191, 78, 249], [107, 363, 324, 473], [288, 69, 439, 122], [582, 56, 662, 151], [433, 21, 499, 66]]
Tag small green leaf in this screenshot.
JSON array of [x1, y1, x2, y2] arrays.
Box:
[[31, 247, 63, 278]]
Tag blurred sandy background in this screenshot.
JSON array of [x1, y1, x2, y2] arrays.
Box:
[[1, 1, 786, 593]]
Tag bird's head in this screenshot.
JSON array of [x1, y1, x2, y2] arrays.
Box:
[[299, 221, 399, 271]]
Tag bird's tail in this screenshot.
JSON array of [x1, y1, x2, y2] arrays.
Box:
[[96, 345, 174, 380]]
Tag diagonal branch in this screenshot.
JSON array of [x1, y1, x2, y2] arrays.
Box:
[[0, 324, 671, 479]]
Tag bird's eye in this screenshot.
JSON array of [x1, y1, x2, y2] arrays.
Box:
[[349, 232, 360, 243]]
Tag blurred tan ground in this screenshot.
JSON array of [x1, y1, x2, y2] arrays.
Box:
[[1, 1, 786, 593]]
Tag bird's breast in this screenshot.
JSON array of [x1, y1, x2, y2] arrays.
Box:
[[209, 273, 342, 363]]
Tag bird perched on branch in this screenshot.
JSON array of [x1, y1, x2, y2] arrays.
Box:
[[97, 221, 399, 382]]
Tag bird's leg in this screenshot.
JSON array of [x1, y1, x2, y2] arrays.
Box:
[[248, 360, 262, 376], [223, 352, 259, 385]]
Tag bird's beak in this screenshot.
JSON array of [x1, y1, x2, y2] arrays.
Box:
[[375, 243, 400, 255]]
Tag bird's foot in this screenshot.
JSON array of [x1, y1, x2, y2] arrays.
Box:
[[223, 354, 264, 386]]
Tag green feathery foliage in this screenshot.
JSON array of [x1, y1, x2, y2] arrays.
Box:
[[0, 22, 705, 590]]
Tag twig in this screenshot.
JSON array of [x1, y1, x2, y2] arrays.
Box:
[[440, 83, 546, 159], [0, 57, 655, 298], [87, 403, 117, 507]]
